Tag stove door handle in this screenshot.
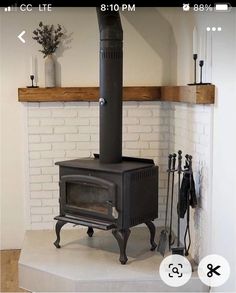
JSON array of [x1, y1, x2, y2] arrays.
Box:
[[112, 207, 119, 219], [106, 201, 119, 219]]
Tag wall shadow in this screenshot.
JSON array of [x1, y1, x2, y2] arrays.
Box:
[[55, 59, 61, 87], [56, 26, 74, 58], [123, 7, 177, 85], [55, 26, 74, 86]]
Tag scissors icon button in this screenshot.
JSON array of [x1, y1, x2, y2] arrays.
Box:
[[198, 254, 230, 287], [207, 264, 221, 278]]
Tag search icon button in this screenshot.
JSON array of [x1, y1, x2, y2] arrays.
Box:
[[172, 267, 179, 274], [159, 255, 192, 287]]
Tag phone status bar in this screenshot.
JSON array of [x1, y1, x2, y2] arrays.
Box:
[[0, 1, 234, 10]]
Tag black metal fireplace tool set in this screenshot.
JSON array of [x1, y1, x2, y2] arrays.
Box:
[[158, 150, 197, 257]]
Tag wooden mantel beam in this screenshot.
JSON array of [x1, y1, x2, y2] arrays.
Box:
[[18, 85, 215, 104]]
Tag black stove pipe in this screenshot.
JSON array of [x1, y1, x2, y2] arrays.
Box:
[[97, 9, 123, 164]]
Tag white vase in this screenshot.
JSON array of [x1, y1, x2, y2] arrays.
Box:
[[45, 54, 56, 87]]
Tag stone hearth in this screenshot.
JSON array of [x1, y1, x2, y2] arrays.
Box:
[[19, 228, 208, 292]]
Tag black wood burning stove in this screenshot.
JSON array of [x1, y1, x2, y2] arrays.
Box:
[[54, 155, 158, 264], [54, 9, 159, 264]]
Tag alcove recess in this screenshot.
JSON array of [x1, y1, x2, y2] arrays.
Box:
[[18, 85, 215, 104]]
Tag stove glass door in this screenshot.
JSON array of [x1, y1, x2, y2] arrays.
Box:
[[61, 175, 116, 220]]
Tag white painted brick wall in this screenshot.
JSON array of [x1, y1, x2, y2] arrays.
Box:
[[26, 101, 171, 230], [26, 100, 213, 262], [169, 103, 213, 262]]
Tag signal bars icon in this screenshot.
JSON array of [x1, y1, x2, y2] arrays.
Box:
[[4, 4, 17, 12]]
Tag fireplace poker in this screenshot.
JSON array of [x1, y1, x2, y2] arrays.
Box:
[[158, 154, 172, 256], [168, 153, 176, 250], [171, 150, 184, 255], [177, 151, 182, 246]]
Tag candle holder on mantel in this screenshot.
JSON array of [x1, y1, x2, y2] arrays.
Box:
[[27, 75, 39, 88], [188, 53, 198, 85], [188, 57, 211, 85], [197, 60, 211, 85]]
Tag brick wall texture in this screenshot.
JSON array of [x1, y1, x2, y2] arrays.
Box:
[[26, 101, 213, 260]]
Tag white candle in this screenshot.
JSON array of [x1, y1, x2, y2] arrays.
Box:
[[193, 26, 198, 55], [30, 56, 34, 76], [199, 30, 206, 61], [199, 35, 202, 60]]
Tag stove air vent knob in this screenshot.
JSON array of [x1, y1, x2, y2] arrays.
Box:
[[99, 97, 106, 106]]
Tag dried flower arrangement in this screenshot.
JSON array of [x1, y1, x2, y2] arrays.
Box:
[[32, 22, 64, 58]]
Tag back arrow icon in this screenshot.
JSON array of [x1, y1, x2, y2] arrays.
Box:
[[18, 30, 26, 43]]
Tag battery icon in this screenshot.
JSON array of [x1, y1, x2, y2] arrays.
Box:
[[214, 3, 232, 11]]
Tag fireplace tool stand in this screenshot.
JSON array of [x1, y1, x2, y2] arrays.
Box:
[[171, 151, 197, 255], [54, 220, 157, 265], [158, 150, 197, 257]]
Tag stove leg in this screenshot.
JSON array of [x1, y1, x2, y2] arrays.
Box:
[[54, 220, 66, 248], [112, 228, 131, 265], [145, 221, 157, 251], [87, 227, 94, 237]]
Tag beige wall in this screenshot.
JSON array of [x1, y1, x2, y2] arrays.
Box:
[[0, 7, 172, 249]]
